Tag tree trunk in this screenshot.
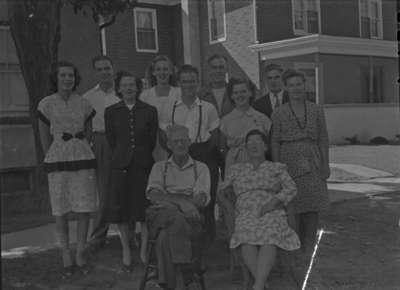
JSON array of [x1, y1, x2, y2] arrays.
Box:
[[8, 0, 61, 210]]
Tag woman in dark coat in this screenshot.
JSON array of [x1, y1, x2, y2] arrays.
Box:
[[104, 71, 158, 270]]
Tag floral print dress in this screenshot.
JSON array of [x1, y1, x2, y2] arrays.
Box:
[[271, 102, 330, 213], [223, 161, 300, 250], [37, 93, 97, 216]]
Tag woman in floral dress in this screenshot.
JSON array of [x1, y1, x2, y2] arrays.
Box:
[[140, 55, 181, 161], [271, 69, 330, 258], [220, 129, 300, 290], [220, 77, 271, 178], [38, 61, 97, 277]]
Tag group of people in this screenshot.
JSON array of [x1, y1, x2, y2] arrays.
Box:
[[37, 53, 330, 290]]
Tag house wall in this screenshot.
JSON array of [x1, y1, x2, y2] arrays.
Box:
[[325, 104, 400, 144], [256, 0, 397, 43], [59, 3, 183, 92], [199, 0, 260, 87], [256, 0, 293, 43], [321, 54, 398, 104], [381, 0, 397, 40], [106, 4, 183, 82]]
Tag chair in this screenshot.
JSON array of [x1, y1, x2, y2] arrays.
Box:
[[139, 221, 207, 290], [216, 188, 250, 288]]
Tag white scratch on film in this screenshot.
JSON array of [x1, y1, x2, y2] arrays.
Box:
[[302, 228, 325, 290]]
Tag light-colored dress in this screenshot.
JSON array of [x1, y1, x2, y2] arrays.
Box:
[[223, 161, 300, 250], [271, 101, 330, 213], [140, 86, 181, 161], [37, 93, 97, 216], [220, 107, 271, 178]]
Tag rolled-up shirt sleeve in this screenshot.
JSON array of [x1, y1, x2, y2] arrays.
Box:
[[275, 163, 297, 206], [193, 162, 211, 205], [146, 162, 167, 198]]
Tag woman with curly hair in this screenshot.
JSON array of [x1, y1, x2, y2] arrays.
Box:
[[37, 61, 97, 278], [140, 55, 180, 161], [220, 77, 271, 178]]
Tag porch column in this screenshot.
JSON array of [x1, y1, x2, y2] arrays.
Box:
[[314, 53, 324, 104], [181, 0, 201, 72]]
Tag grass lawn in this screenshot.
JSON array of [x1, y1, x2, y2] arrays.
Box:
[[3, 193, 400, 290]]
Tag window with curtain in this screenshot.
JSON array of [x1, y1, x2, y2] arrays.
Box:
[[292, 0, 320, 35], [359, 0, 383, 39], [134, 8, 158, 53], [208, 0, 226, 44], [0, 24, 29, 115]]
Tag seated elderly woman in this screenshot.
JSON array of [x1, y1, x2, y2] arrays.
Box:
[[145, 124, 211, 290], [219, 129, 300, 290]]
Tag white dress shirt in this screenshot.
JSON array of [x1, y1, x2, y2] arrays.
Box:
[[146, 156, 211, 205], [269, 90, 284, 109], [161, 97, 220, 143], [83, 85, 120, 132]]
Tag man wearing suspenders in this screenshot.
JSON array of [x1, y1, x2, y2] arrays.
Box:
[[160, 65, 220, 241], [146, 125, 211, 290]]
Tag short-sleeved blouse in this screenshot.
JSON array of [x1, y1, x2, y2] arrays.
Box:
[[37, 93, 96, 172], [139, 86, 181, 127], [220, 107, 271, 148]]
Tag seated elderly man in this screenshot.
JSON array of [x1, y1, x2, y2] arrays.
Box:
[[146, 124, 210, 290]]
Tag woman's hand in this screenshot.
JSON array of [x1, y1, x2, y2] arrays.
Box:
[[258, 197, 282, 217]]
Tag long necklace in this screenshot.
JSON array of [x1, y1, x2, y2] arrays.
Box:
[[288, 100, 307, 130]]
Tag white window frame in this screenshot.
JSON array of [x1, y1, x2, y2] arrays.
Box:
[[291, 0, 321, 36], [133, 7, 159, 53], [207, 0, 227, 44], [358, 0, 383, 39], [0, 25, 29, 115]]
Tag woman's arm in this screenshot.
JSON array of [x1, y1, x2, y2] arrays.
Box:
[[84, 119, 93, 143], [258, 164, 296, 216], [275, 165, 297, 205], [38, 119, 51, 154], [317, 106, 330, 179]]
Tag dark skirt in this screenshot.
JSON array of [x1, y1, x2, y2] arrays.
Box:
[[105, 160, 151, 224]]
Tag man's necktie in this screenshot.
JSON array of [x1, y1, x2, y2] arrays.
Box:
[[273, 93, 280, 109]]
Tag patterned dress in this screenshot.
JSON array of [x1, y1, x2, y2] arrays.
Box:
[[140, 86, 181, 161], [220, 107, 271, 178], [271, 101, 330, 214], [223, 161, 300, 250], [37, 93, 97, 216]]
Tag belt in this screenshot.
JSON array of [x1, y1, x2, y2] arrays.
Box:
[[62, 132, 85, 141], [93, 131, 105, 134]]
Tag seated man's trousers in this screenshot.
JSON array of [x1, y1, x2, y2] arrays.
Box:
[[147, 206, 205, 289]]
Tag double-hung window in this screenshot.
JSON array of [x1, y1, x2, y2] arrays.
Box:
[[208, 0, 226, 44], [134, 7, 158, 53], [292, 0, 321, 35], [0, 7, 29, 116], [359, 0, 383, 39]]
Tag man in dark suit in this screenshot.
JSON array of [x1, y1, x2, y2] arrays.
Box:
[[253, 63, 289, 118]]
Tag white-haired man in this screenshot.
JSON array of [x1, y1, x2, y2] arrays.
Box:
[[146, 124, 210, 290]]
